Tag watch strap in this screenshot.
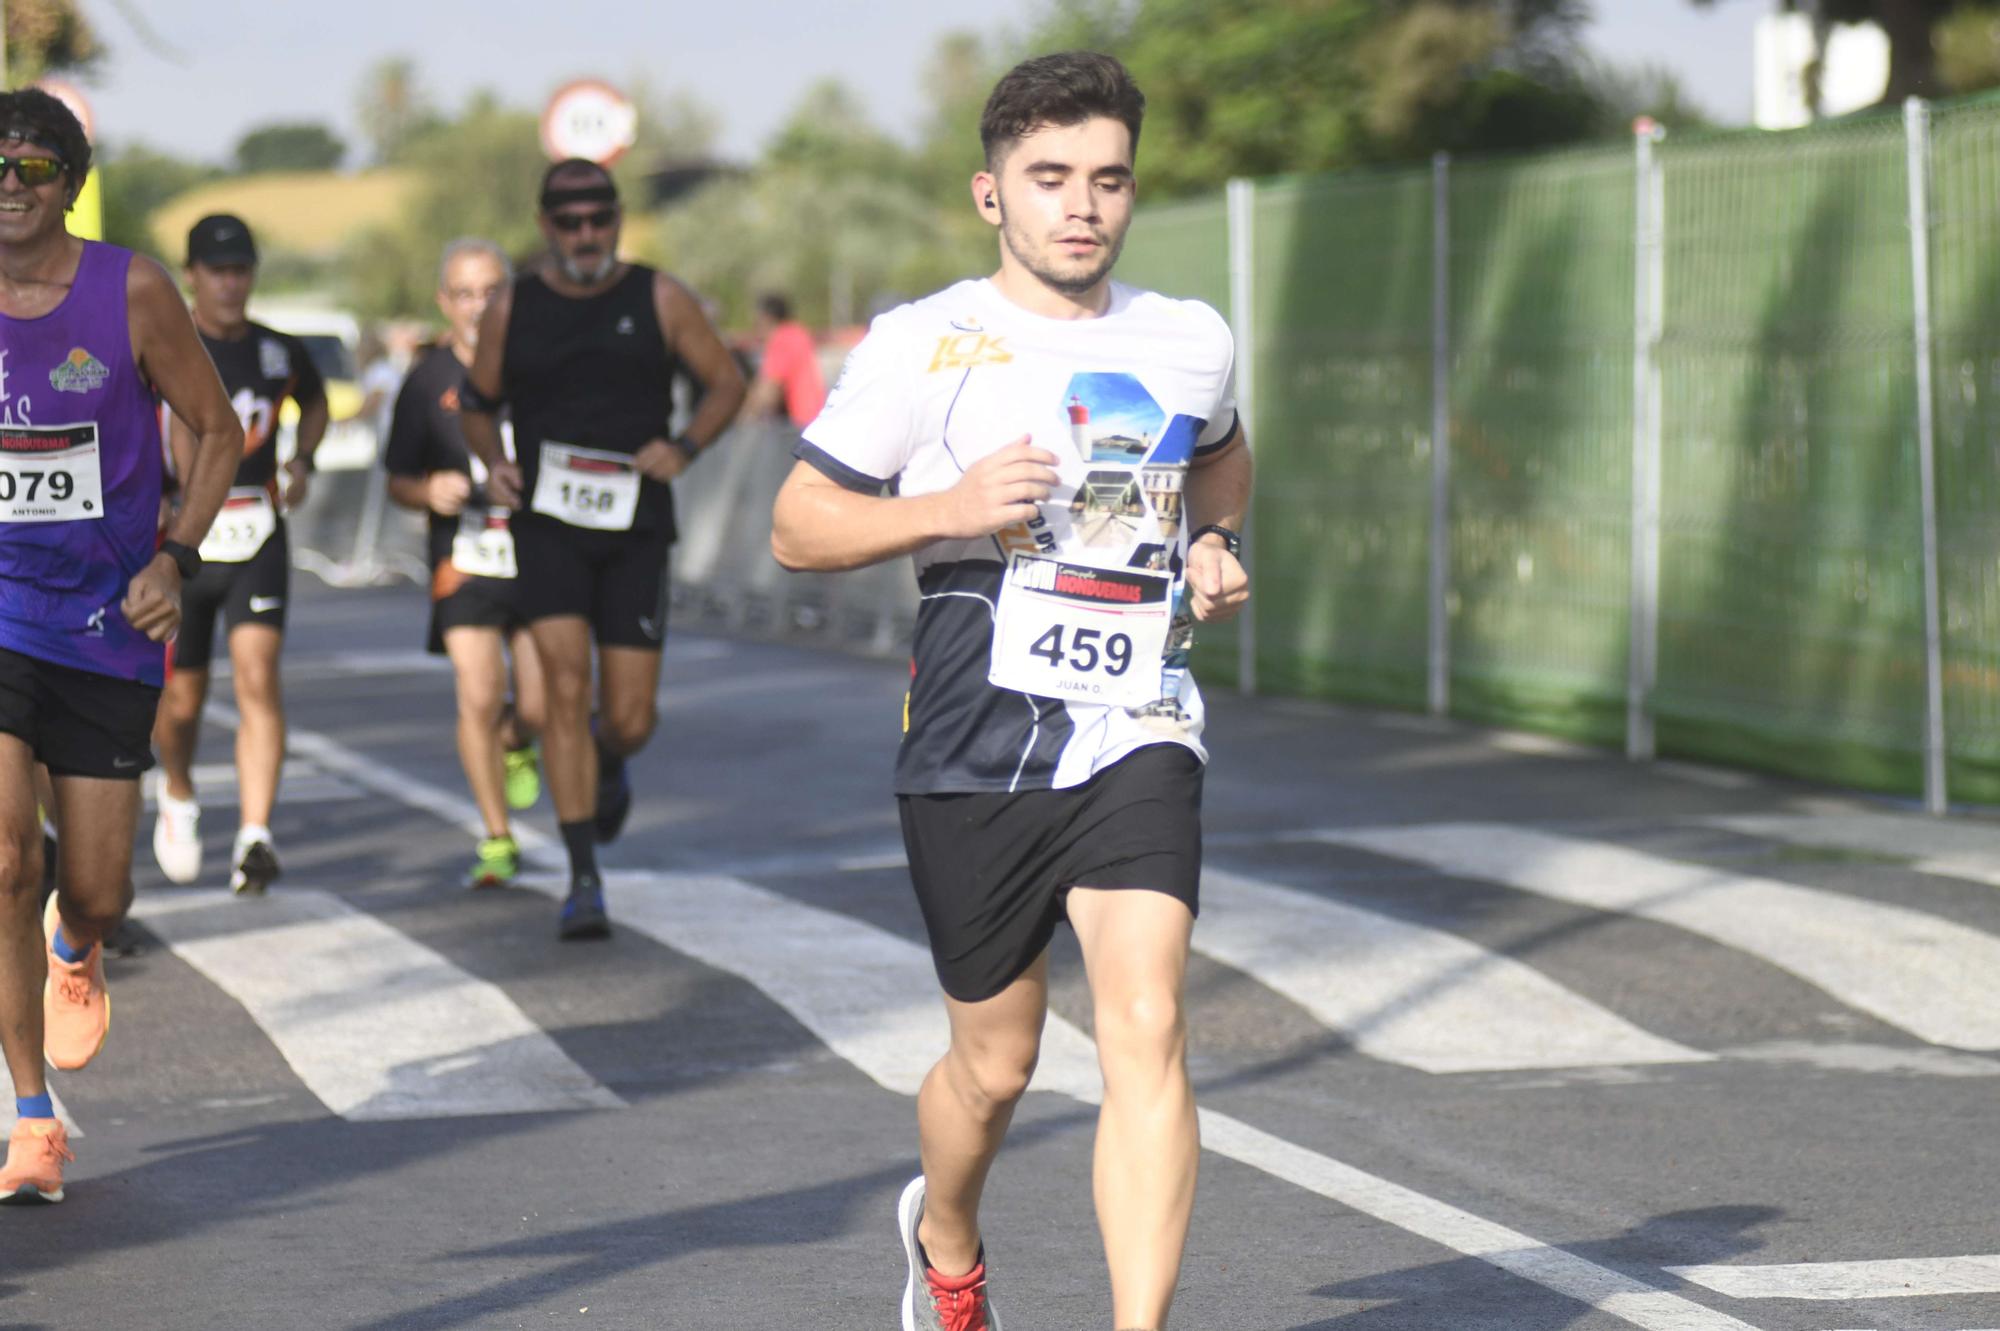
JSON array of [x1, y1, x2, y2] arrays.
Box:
[[159, 539, 202, 579], [1190, 523, 1242, 557]]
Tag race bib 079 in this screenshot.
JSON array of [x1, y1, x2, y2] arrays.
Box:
[[989, 555, 1173, 709], [530, 441, 640, 532], [0, 422, 104, 524], [199, 487, 277, 563]]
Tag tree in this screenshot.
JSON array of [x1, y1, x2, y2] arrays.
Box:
[[1691, 0, 1957, 104], [233, 121, 347, 174], [356, 57, 443, 165], [1012, 0, 1616, 194], [97, 142, 221, 259], [1, 0, 102, 82]]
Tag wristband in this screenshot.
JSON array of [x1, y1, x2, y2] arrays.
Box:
[[667, 437, 701, 466]]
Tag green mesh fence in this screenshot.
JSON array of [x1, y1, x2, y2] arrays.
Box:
[[1929, 97, 2000, 802], [1447, 147, 1635, 741], [1653, 113, 1925, 790], [1251, 170, 1436, 705], [1119, 96, 2000, 800]]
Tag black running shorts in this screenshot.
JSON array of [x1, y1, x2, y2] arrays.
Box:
[[427, 569, 525, 655], [174, 521, 289, 671], [510, 512, 670, 650], [0, 646, 160, 780], [898, 743, 1204, 1003]]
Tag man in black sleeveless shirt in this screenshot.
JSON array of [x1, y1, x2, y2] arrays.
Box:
[[463, 159, 744, 938]]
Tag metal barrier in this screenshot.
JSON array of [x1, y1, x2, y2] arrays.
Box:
[[667, 420, 917, 654], [1115, 92, 2000, 809]]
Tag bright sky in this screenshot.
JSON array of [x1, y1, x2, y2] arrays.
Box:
[[70, 0, 1769, 164]]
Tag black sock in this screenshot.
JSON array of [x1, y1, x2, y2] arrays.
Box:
[[560, 820, 599, 883]]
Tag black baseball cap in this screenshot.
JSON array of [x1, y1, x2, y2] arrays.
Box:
[[187, 213, 258, 267]]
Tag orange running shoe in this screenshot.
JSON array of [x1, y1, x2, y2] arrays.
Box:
[[0, 1117, 73, 1204], [43, 895, 109, 1071]]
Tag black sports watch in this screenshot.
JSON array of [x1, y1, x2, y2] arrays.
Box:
[[1190, 523, 1242, 558], [159, 539, 203, 580], [666, 437, 702, 467]]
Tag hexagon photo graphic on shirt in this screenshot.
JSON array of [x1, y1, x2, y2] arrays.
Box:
[[1064, 372, 1164, 463], [1139, 464, 1185, 542], [1147, 414, 1206, 467], [1070, 468, 1148, 548]]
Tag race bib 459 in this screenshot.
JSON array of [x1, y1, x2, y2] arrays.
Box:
[[989, 555, 1173, 709]]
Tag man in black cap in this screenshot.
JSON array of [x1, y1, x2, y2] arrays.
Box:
[[461, 158, 744, 939], [150, 214, 329, 896]]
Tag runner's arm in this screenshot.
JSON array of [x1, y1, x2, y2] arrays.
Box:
[[288, 337, 330, 469], [130, 256, 241, 548], [459, 285, 519, 504], [654, 274, 746, 455], [1183, 424, 1252, 622], [771, 438, 1060, 572]]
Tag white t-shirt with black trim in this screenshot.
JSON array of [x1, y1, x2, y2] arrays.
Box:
[[799, 277, 1239, 796]]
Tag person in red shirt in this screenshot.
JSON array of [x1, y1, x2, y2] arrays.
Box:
[[743, 293, 825, 429]]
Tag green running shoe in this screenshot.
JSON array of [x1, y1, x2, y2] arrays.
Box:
[[503, 746, 541, 811], [468, 835, 519, 889]]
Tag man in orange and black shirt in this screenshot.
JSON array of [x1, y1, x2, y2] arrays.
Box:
[[151, 214, 328, 896]]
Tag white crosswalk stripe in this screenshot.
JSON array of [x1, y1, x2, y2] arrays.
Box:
[[1314, 824, 2000, 1050], [129, 889, 623, 1120], [1707, 810, 2000, 889], [1198, 866, 1708, 1072], [1667, 1254, 2000, 1301]]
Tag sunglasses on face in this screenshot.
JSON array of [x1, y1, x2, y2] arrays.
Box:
[[547, 207, 617, 234], [0, 155, 65, 188]]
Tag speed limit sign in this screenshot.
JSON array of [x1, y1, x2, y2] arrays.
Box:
[[541, 80, 638, 166]]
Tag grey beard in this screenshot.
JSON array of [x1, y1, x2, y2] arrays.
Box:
[[558, 250, 616, 285]]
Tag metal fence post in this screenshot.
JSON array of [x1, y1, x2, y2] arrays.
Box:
[[1226, 177, 1259, 697], [1628, 120, 1665, 760], [1429, 153, 1452, 716], [1905, 97, 1949, 814]]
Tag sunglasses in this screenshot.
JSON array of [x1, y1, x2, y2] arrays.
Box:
[[547, 207, 617, 233], [0, 155, 65, 188]]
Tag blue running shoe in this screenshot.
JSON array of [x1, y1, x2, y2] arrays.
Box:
[[559, 874, 611, 941]]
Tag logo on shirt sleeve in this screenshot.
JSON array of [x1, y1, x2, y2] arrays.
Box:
[[928, 333, 1012, 373], [48, 348, 109, 394]]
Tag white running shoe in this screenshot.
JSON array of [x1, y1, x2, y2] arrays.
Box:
[[230, 824, 280, 897], [152, 792, 202, 885]]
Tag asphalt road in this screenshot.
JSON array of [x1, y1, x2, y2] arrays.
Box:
[[4, 578, 1997, 1331]]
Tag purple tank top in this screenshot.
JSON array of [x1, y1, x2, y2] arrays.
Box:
[[0, 241, 168, 685]]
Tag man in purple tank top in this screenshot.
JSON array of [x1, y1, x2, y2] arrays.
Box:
[[0, 88, 242, 1205]]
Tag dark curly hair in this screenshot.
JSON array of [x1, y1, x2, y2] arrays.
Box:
[[0, 86, 91, 204], [978, 52, 1145, 169]]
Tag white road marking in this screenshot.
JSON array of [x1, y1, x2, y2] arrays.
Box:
[[129, 889, 622, 1121], [265, 712, 1759, 1331], [144, 760, 361, 807], [1198, 867, 1708, 1073], [1316, 824, 2000, 1050], [1666, 1254, 2000, 1301], [1708, 811, 2000, 889]]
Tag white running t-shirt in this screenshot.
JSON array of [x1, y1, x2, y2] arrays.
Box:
[[799, 278, 1239, 795]]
